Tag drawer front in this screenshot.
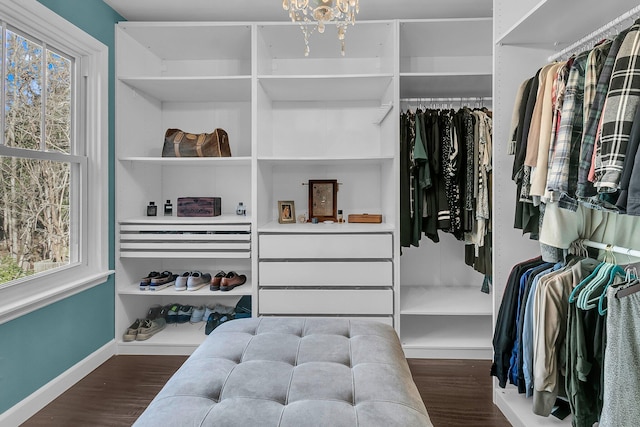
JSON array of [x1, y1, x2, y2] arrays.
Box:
[[259, 261, 392, 287], [259, 233, 392, 259], [259, 289, 393, 315]]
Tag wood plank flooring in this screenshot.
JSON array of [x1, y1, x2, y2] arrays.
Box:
[[23, 357, 511, 427]]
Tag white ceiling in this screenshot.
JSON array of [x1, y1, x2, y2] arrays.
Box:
[[102, 0, 492, 22]]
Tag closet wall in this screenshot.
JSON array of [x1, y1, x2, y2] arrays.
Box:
[[493, 0, 640, 425]]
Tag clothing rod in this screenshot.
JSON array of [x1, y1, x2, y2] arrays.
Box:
[[548, 5, 640, 62], [580, 239, 640, 259], [400, 97, 492, 102]]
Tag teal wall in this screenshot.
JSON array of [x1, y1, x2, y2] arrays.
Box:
[[0, 0, 123, 414]]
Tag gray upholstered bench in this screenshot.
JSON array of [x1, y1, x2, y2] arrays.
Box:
[[134, 317, 432, 427]]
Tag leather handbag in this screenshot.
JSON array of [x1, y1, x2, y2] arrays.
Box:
[[162, 128, 231, 157]]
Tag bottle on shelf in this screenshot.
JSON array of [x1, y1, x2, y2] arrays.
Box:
[[236, 202, 246, 216], [164, 200, 173, 216], [146, 202, 157, 216]]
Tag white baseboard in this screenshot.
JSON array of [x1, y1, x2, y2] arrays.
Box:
[[0, 340, 116, 427]]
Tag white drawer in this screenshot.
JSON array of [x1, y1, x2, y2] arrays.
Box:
[[259, 261, 392, 287], [258, 288, 393, 315], [259, 233, 392, 259]]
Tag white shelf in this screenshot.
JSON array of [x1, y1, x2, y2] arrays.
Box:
[[494, 385, 572, 427], [400, 315, 492, 350], [400, 18, 493, 59], [117, 321, 209, 355], [257, 21, 393, 60], [258, 221, 394, 234], [257, 155, 394, 166], [119, 280, 253, 296], [119, 215, 251, 225], [259, 74, 393, 101], [119, 76, 252, 102], [400, 73, 492, 98], [400, 286, 492, 315], [117, 22, 252, 61], [496, 0, 639, 47], [118, 156, 251, 166]]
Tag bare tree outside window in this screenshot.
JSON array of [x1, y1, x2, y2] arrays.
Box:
[[0, 27, 73, 284]]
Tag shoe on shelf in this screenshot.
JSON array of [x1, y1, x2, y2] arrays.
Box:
[[123, 319, 141, 342], [204, 312, 221, 335], [206, 312, 235, 335], [149, 271, 178, 291], [146, 304, 164, 320], [220, 271, 247, 292], [165, 303, 180, 324], [139, 271, 161, 291], [187, 271, 211, 291], [190, 305, 206, 323], [177, 305, 193, 323], [210, 271, 226, 291], [136, 318, 167, 341], [175, 271, 191, 291]]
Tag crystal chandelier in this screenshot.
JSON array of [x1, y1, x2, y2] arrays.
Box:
[[282, 0, 360, 57]]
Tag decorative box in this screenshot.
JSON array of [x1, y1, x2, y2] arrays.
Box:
[[177, 197, 221, 217], [348, 213, 382, 223]]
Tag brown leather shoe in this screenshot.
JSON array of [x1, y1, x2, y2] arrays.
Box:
[[220, 271, 246, 291], [210, 271, 226, 291]]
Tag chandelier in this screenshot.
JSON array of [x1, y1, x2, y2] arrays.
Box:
[[282, 0, 360, 57]]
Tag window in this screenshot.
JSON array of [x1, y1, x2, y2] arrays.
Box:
[[0, 0, 110, 324]]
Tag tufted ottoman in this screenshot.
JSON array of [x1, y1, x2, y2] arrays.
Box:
[[134, 317, 432, 427]]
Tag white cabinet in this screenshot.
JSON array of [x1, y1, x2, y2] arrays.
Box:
[[398, 18, 494, 359], [115, 22, 254, 355], [114, 17, 494, 355], [493, 1, 639, 425]]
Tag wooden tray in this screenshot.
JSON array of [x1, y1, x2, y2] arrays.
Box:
[[348, 214, 382, 223]]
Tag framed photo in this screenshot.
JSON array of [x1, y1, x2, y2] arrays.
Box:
[[308, 179, 338, 222], [278, 201, 296, 224]]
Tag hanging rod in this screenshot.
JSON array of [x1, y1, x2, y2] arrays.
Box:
[[400, 97, 492, 102], [548, 5, 640, 62], [579, 239, 640, 260]]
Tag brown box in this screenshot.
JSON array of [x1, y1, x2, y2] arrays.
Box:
[[348, 213, 382, 223], [177, 197, 221, 217]]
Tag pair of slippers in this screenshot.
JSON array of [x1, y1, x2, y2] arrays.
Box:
[[210, 271, 247, 291]]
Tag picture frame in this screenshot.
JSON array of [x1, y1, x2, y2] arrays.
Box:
[[278, 200, 296, 224], [308, 179, 338, 222]]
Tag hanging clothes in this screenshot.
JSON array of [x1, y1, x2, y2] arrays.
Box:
[[399, 106, 493, 283], [600, 281, 640, 426]]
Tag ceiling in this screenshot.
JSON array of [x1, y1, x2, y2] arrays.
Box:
[[102, 0, 493, 22]]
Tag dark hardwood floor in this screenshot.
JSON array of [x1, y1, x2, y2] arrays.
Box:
[[23, 357, 511, 427]]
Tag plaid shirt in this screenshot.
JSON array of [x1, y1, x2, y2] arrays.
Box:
[[576, 30, 628, 199], [595, 21, 640, 192], [545, 51, 590, 210], [582, 40, 612, 139]]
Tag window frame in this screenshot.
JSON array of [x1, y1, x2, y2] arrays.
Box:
[[0, 0, 111, 325]]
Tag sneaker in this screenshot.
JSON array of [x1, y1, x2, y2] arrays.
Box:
[[175, 271, 191, 291], [210, 271, 226, 291], [177, 305, 193, 323], [123, 319, 141, 342], [190, 305, 206, 323], [136, 318, 166, 341], [205, 312, 221, 335], [146, 304, 164, 320], [187, 271, 211, 291], [205, 312, 234, 335], [149, 271, 178, 291], [166, 303, 180, 324], [139, 271, 160, 291], [220, 271, 247, 291]]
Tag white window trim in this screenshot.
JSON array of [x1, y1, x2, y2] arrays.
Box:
[[0, 0, 112, 325]]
